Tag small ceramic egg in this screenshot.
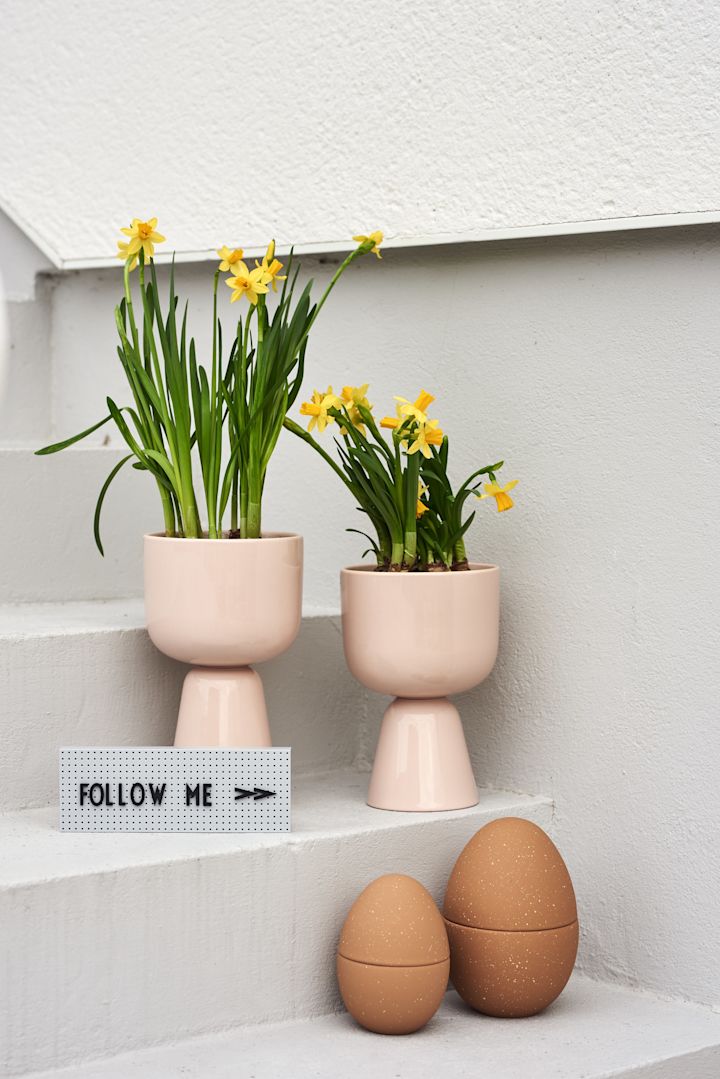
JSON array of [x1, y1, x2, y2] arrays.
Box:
[[337, 873, 450, 1034], [443, 817, 578, 1018]]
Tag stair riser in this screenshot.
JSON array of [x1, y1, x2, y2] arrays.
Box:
[[0, 614, 366, 811], [0, 800, 554, 1073], [0, 448, 158, 603]]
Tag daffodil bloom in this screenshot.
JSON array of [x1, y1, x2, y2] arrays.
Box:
[[416, 480, 429, 518], [380, 416, 399, 430], [299, 387, 343, 433], [478, 480, 518, 512], [217, 245, 244, 272], [116, 241, 138, 272], [340, 384, 372, 433], [256, 241, 287, 293], [395, 390, 435, 425], [225, 261, 270, 305], [407, 419, 444, 458], [118, 217, 165, 263], [352, 230, 384, 259]]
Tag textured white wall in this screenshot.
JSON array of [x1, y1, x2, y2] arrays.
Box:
[[2, 225, 719, 1007], [1, 1, 719, 265]]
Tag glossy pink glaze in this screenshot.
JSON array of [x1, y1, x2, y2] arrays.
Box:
[[341, 564, 499, 811], [341, 564, 499, 698], [174, 668, 271, 747], [144, 533, 302, 747], [366, 697, 479, 811], [144, 533, 303, 667]]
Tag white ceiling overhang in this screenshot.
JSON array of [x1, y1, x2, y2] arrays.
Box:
[[2, 2, 719, 270]]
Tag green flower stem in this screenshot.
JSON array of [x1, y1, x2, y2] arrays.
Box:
[[390, 541, 405, 566], [402, 449, 420, 567], [136, 261, 188, 516], [453, 537, 468, 565], [231, 472, 239, 533], [246, 499, 262, 538], [206, 271, 220, 538], [283, 417, 355, 493], [126, 260, 181, 538], [123, 260, 141, 356], [240, 478, 249, 535], [297, 245, 367, 350], [244, 303, 266, 539], [362, 409, 396, 467], [160, 487, 177, 536]]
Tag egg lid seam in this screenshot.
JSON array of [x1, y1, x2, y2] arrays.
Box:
[[337, 952, 450, 968], [443, 917, 579, 933]]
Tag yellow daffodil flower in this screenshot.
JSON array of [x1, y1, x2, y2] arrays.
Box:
[[478, 480, 518, 512], [299, 387, 343, 433], [340, 384, 372, 433], [416, 480, 429, 518], [116, 241, 138, 272], [380, 416, 399, 430], [217, 246, 244, 272], [407, 419, 444, 458], [225, 261, 270, 305], [256, 241, 287, 293], [395, 390, 435, 425], [352, 230, 384, 259], [118, 217, 165, 264]]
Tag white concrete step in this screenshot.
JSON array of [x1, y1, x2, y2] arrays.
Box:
[[0, 601, 364, 810], [19, 979, 720, 1079], [0, 775, 552, 1075]]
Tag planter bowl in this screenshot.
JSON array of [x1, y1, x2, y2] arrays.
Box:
[[145, 533, 303, 746], [341, 564, 499, 812], [341, 564, 499, 698]]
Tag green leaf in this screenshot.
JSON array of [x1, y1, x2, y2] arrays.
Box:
[[36, 414, 114, 455], [93, 454, 133, 556]]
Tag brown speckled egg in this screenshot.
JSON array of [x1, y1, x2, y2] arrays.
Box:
[[443, 817, 578, 1017], [337, 874, 449, 1034]]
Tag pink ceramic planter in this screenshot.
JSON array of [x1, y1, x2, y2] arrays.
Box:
[[341, 564, 499, 812], [144, 533, 303, 746]]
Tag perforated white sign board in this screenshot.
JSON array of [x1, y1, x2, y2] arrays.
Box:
[[59, 748, 290, 832]]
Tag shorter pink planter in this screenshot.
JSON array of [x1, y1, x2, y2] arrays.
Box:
[[144, 533, 303, 746], [341, 564, 499, 812]]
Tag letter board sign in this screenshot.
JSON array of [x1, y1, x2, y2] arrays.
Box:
[[59, 747, 290, 832]]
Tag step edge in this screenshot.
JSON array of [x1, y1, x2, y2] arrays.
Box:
[[0, 785, 554, 890]]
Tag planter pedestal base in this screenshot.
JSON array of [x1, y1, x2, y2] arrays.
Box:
[[367, 697, 479, 812], [174, 667, 272, 747]]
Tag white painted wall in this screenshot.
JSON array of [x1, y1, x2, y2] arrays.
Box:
[[0, 211, 52, 302], [6, 225, 718, 1012], [1, 2, 719, 265]]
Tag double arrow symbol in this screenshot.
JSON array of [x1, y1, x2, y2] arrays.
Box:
[[234, 787, 275, 801]]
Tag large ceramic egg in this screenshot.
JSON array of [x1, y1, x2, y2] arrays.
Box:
[[337, 874, 450, 1034], [443, 817, 578, 1017]]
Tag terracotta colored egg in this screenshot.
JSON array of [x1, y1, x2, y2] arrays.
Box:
[[337, 873, 450, 1035], [443, 817, 579, 1018]]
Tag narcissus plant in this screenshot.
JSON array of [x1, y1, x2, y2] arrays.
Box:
[[37, 220, 382, 548], [286, 385, 517, 571]]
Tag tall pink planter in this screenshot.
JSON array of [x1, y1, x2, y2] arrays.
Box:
[[341, 564, 499, 812], [144, 533, 303, 746]]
